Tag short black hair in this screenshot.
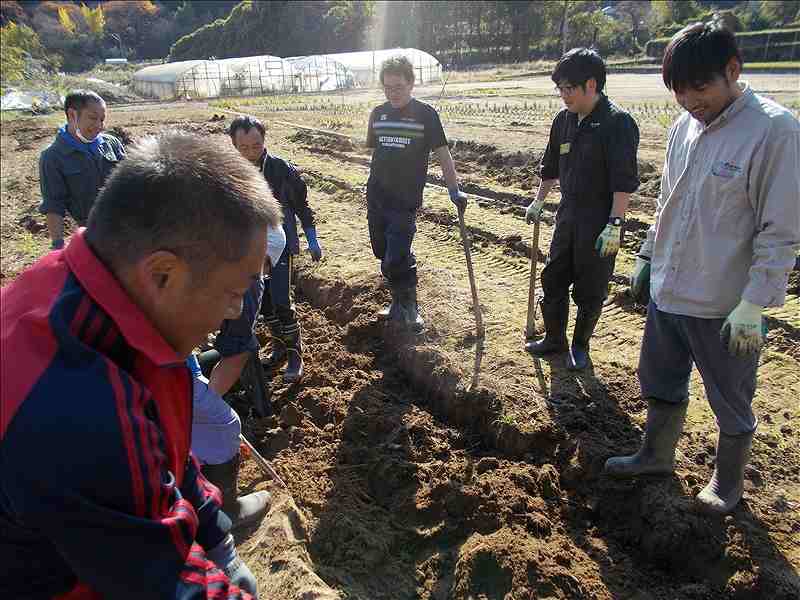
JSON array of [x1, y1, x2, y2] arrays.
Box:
[[551, 48, 606, 93], [64, 90, 104, 118], [380, 55, 415, 85], [662, 22, 743, 92], [86, 131, 281, 273], [228, 114, 266, 141]]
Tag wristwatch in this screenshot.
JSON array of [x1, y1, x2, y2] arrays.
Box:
[[608, 216, 624, 227]]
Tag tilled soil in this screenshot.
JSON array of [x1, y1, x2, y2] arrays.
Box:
[[2, 95, 798, 599]]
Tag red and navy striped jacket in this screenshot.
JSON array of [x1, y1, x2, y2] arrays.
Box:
[[0, 231, 253, 599]]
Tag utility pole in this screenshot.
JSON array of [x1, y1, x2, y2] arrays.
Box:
[[560, 0, 569, 55]]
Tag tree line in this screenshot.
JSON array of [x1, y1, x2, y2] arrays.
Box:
[[2, 0, 798, 84]]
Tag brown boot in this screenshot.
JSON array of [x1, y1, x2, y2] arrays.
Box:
[[202, 453, 271, 530]]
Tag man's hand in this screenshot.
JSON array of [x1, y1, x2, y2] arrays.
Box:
[[207, 534, 258, 598], [525, 198, 545, 224], [721, 299, 766, 357], [304, 227, 323, 262], [51, 238, 65, 250], [595, 223, 622, 256], [629, 256, 651, 305], [449, 187, 468, 212]]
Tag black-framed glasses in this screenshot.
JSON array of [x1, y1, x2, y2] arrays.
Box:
[[383, 84, 409, 94], [555, 83, 580, 96]]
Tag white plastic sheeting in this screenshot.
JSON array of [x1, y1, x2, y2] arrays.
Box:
[[133, 60, 213, 99], [0, 88, 63, 111], [215, 55, 299, 96]]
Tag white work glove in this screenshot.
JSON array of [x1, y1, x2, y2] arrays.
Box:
[[206, 534, 258, 598], [721, 299, 766, 357], [525, 197, 545, 224], [595, 223, 622, 256]]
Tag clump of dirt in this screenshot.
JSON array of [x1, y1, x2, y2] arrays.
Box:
[[451, 140, 543, 191], [106, 125, 135, 146], [290, 130, 358, 153]]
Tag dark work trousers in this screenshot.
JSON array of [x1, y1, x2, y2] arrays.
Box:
[[260, 246, 295, 324], [540, 214, 616, 312], [366, 184, 418, 288]]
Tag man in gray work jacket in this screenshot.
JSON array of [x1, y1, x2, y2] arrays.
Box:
[[39, 90, 125, 249], [605, 23, 800, 514]]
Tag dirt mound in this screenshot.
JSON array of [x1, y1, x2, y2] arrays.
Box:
[[289, 130, 358, 153], [451, 139, 543, 191]]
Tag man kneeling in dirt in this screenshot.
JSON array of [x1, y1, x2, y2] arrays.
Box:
[[230, 115, 322, 384], [1, 132, 281, 598], [605, 23, 800, 514], [186, 224, 285, 530], [525, 48, 640, 370], [39, 89, 125, 250], [366, 55, 468, 332]]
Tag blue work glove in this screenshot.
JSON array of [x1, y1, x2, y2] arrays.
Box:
[[304, 227, 323, 262], [207, 534, 259, 598], [449, 187, 468, 212], [51, 238, 64, 250]]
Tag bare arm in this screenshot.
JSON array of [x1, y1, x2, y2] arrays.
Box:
[[611, 192, 631, 219], [434, 145, 459, 191], [208, 352, 250, 397]]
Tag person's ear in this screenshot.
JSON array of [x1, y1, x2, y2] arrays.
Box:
[[726, 57, 741, 83], [66, 107, 78, 125], [133, 250, 187, 301], [586, 78, 597, 94]]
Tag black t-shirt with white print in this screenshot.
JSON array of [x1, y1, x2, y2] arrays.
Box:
[[366, 98, 448, 209]]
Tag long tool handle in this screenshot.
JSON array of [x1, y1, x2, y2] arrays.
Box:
[[525, 220, 541, 340], [457, 210, 485, 340], [239, 434, 288, 490]]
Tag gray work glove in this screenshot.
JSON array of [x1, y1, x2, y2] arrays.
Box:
[[207, 534, 258, 598], [525, 198, 544, 224], [629, 256, 651, 305]]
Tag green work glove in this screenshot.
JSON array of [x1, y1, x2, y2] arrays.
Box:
[[720, 299, 766, 357], [629, 256, 651, 305], [525, 197, 545, 224], [595, 223, 621, 257]]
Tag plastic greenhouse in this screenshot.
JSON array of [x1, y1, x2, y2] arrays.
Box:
[[312, 48, 442, 86], [286, 55, 356, 92], [133, 57, 299, 100]]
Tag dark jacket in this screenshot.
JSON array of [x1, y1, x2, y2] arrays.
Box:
[[38, 131, 125, 225], [260, 152, 314, 255]]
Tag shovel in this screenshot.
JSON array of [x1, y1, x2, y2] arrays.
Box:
[[239, 434, 288, 490], [525, 220, 541, 341], [457, 207, 485, 341]]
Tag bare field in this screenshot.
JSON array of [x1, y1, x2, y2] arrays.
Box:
[[1, 73, 798, 599]]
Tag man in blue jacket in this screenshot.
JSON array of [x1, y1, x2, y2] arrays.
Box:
[[39, 89, 125, 249], [1, 132, 281, 599], [229, 115, 323, 384]]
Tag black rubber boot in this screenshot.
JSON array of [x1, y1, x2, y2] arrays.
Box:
[[526, 299, 568, 355], [282, 320, 304, 384], [696, 427, 755, 514], [568, 305, 603, 371], [377, 284, 399, 320], [202, 453, 271, 530], [604, 398, 688, 477], [391, 285, 424, 333], [261, 314, 287, 371]]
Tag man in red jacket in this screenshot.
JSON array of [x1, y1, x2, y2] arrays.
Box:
[[0, 131, 280, 599]]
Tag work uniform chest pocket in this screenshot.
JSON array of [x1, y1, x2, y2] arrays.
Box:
[[62, 162, 86, 193], [703, 160, 751, 234]]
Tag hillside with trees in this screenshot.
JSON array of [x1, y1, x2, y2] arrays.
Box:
[[1, 0, 798, 89]]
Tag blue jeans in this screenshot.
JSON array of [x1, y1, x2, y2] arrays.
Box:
[[367, 185, 418, 287]]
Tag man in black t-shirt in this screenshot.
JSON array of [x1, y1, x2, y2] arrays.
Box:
[[366, 55, 467, 332], [524, 48, 640, 370]]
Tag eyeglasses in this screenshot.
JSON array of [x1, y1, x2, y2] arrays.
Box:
[[554, 84, 580, 96], [383, 84, 408, 94]]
